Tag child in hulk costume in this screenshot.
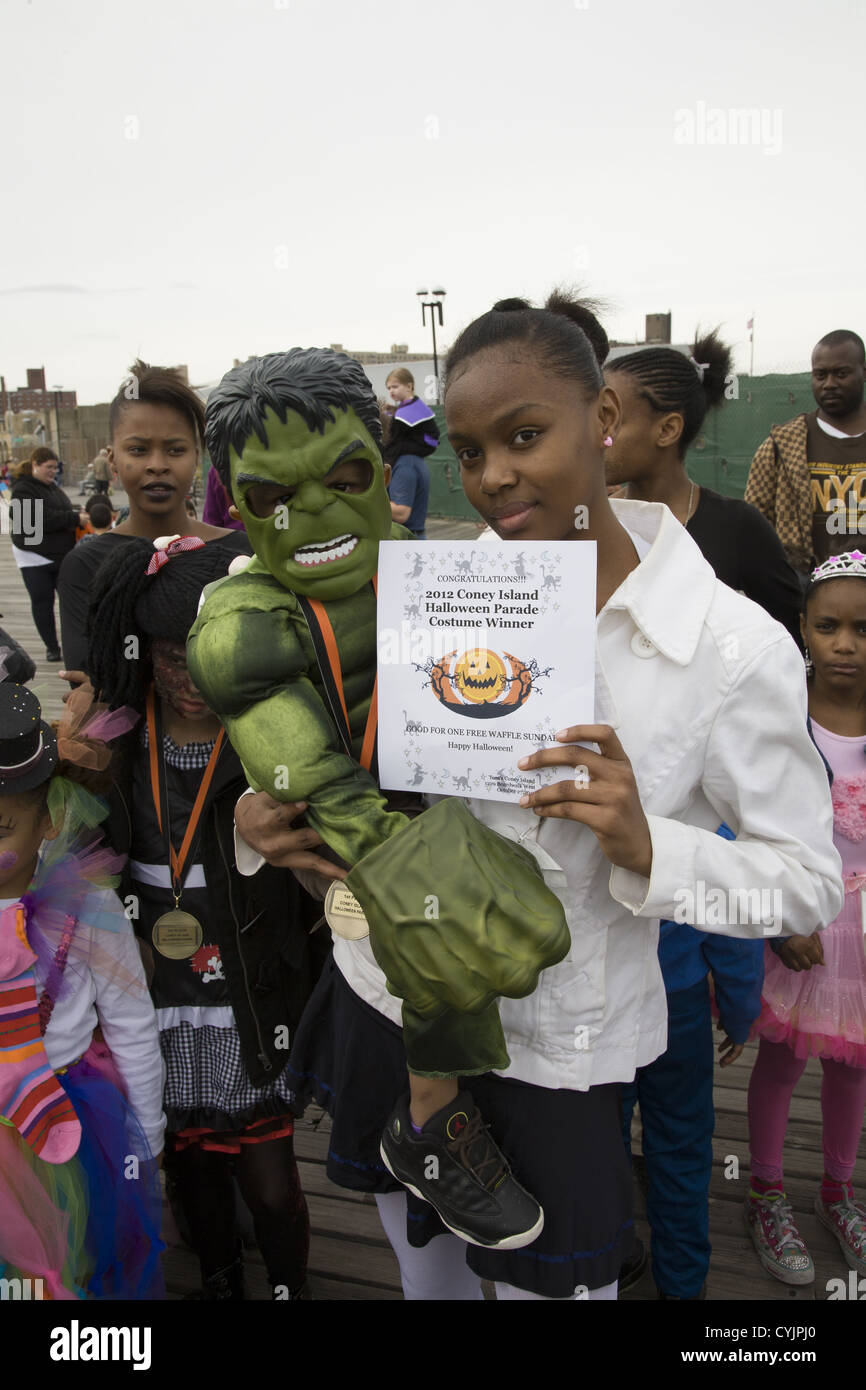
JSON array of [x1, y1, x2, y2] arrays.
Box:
[[187, 349, 569, 1250]]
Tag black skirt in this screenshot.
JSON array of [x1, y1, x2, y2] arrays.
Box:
[[287, 956, 634, 1297]]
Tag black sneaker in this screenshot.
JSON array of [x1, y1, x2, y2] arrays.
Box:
[[45, 649, 62, 662], [379, 1091, 543, 1250]]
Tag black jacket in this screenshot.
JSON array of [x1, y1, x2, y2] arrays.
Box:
[[104, 736, 329, 1087], [10, 476, 79, 563]]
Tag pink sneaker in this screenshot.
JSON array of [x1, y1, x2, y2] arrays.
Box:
[[744, 1192, 814, 1285], [815, 1191, 866, 1274]]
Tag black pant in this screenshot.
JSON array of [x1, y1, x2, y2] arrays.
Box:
[[20, 561, 61, 652], [165, 1134, 310, 1292], [94, 479, 110, 495]]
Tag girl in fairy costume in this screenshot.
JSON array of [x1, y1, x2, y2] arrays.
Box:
[[0, 681, 164, 1299], [745, 549, 866, 1285]]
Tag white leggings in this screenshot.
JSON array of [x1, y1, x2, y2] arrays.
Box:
[[375, 1192, 618, 1301]]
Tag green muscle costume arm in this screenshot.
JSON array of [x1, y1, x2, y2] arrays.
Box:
[[187, 563, 409, 868], [187, 373, 570, 1074]]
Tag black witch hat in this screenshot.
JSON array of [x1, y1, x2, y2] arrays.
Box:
[[0, 683, 58, 793]]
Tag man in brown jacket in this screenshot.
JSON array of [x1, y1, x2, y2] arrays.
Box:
[[745, 330, 866, 581]]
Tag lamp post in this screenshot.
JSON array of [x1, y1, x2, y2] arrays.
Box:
[[51, 384, 63, 456], [416, 287, 446, 403]]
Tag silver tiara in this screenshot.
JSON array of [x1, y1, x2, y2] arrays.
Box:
[[811, 550, 866, 584]]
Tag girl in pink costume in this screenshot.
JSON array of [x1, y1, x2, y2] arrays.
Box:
[[0, 682, 164, 1299], [746, 549, 866, 1285]]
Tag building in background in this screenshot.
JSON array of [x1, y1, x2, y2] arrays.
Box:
[[0, 367, 78, 468], [0, 366, 191, 479]]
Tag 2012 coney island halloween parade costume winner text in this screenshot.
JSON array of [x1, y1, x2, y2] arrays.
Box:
[[186, 349, 569, 1090]]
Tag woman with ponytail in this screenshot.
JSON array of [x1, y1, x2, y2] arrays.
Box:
[[604, 334, 803, 645], [276, 289, 842, 1301]]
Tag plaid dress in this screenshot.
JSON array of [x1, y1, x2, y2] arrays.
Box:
[[131, 728, 296, 1139]]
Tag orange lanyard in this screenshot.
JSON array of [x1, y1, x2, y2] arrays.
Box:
[[306, 576, 378, 772], [146, 687, 225, 894]]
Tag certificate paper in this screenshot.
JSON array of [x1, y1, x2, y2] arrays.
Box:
[[377, 539, 597, 803]]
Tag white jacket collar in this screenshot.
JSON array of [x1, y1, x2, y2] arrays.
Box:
[[604, 498, 717, 665]]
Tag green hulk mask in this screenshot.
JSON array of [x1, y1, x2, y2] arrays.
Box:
[[188, 348, 569, 1079], [231, 407, 393, 602]]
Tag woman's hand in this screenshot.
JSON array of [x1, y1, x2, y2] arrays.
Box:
[[234, 792, 347, 882], [777, 931, 824, 973], [518, 724, 653, 877]]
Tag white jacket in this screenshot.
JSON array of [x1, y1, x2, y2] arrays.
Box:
[[332, 499, 843, 1091]]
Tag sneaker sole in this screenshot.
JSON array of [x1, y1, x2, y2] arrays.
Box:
[[379, 1142, 544, 1250], [742, 1206, 814, 1286], [814, 1195, 866, 1274]]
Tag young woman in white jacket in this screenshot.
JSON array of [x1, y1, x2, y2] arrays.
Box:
[[241, 291, 843, 1302]]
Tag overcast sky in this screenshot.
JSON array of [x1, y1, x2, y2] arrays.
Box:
[[2, 0, 862, 404]]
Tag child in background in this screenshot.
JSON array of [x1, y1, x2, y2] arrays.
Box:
[[621, 821, 764, 1299], [746, 550, 866, 1284], [383, 368, 438, 539], [76, 498, 115, 543], [0, 683, 164, 1299], [88, 535, 323, 1300]]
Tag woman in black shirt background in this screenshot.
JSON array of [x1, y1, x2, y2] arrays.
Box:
[[10, 446, 87, 660], [604, 333, 803, 649]]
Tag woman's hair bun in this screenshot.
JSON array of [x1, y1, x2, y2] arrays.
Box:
[[690, 328, 733, 410], [545, 289, 609, 367], [492, 297, 532, 313]]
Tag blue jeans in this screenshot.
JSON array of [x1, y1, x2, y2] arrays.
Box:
[[620, 976, 714, 1298]]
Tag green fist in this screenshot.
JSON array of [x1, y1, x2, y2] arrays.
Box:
[[344, 798, 570, 1018]]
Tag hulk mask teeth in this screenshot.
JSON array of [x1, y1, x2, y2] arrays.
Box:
[[294, 534, 360, 567]]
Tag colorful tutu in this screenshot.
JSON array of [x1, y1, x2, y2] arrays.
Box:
[[0, 1048, 164, 1299], [754, 880, 866, 1067]]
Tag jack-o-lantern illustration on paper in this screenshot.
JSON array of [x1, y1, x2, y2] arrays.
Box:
[[422, 648, 550, 720], [453, 649, 508, 703]]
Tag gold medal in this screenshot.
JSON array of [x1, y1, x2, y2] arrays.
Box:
[[324, 882, 370, 940], [145, 687, 225, 963], [152, 908, 204, 959]]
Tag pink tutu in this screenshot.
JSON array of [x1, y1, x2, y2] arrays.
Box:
[[754, 880, 866, 1067]]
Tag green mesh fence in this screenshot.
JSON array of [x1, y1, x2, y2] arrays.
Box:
[[425, 374, 817, 518]]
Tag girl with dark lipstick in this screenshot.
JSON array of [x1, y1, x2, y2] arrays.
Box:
[[58, 361, 250, 681]]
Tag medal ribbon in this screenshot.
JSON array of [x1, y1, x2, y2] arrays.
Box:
[[301, 577, 378, 774], [145, 687, 226, 901]]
